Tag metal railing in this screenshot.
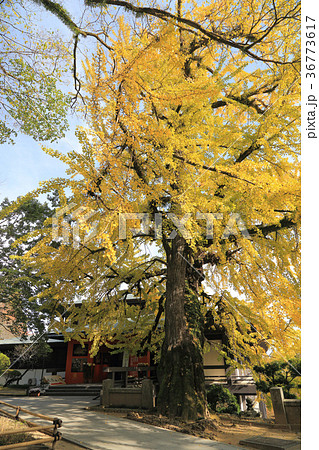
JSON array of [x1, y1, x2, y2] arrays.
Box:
[[229, 375, 255, 385], [204, 375, 228, 384], [204, 374, 255, 385], [103, 365, 156, 387], [102, 367, 255, 388], [0, 400, 62, 449]]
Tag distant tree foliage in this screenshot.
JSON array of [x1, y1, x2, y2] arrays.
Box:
[[0, 195, 58, 337], [254, 357, 301, 399], [0, 0, 71, 143]]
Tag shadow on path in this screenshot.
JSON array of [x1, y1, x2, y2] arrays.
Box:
[[1, 396, 240, 450]]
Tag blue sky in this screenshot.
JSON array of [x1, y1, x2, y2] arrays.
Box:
[[1, 135, 67, 201], [0, 119, 82, 202]]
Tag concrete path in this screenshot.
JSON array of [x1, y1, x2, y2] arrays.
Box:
[[1, 396, 241, 450]]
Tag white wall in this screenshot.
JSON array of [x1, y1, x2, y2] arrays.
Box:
[[0, 369, 66, 386]]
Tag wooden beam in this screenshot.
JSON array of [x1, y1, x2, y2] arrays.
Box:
[[0, 400, 55, 421], [0, 438, 54, 450], [0, 425, 54, 437]]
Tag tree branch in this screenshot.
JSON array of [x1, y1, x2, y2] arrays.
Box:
[[248, 217, 296, 237], [172, 153, 257, 186], [85, 0, 299, 65]]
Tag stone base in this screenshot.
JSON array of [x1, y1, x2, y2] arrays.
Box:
[[239, 435, 301, 450], [102, 378, 155, 409]]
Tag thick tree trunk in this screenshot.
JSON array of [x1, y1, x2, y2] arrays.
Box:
[[157, 234, 207, 420]]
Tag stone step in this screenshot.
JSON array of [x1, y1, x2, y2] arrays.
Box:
[[43, 384, 102, 396], [44, 390, 100, 396]]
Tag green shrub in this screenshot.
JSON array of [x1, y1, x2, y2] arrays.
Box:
[[0, 353, 10, 376], [207, 384, 240, 415]]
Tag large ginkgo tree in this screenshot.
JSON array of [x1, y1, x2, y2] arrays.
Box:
[[6, 0, 300, 419]]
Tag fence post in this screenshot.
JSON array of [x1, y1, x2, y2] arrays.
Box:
[[52, 418, 63, 449], [141, 379, 154, 409], [102, 379, 114, 407], [15, 406, 20, 420]]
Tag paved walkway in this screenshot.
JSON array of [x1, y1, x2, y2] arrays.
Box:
[[1, 396, 241, 450]]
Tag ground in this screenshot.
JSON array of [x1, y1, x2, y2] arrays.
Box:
[[91, 407, 301, 448], [0, 386, 28, 396], [0, 415, 84, 449], [0, 387, 83, 448], [0, 393, 301, 449], [0, 410, 301, 449]]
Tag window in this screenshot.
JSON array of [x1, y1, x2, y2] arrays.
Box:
[[71, 358, 87, 373], [72, 344, 88, 357]]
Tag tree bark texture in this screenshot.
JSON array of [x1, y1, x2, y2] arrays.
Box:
[[157, 234, 207, 420]]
